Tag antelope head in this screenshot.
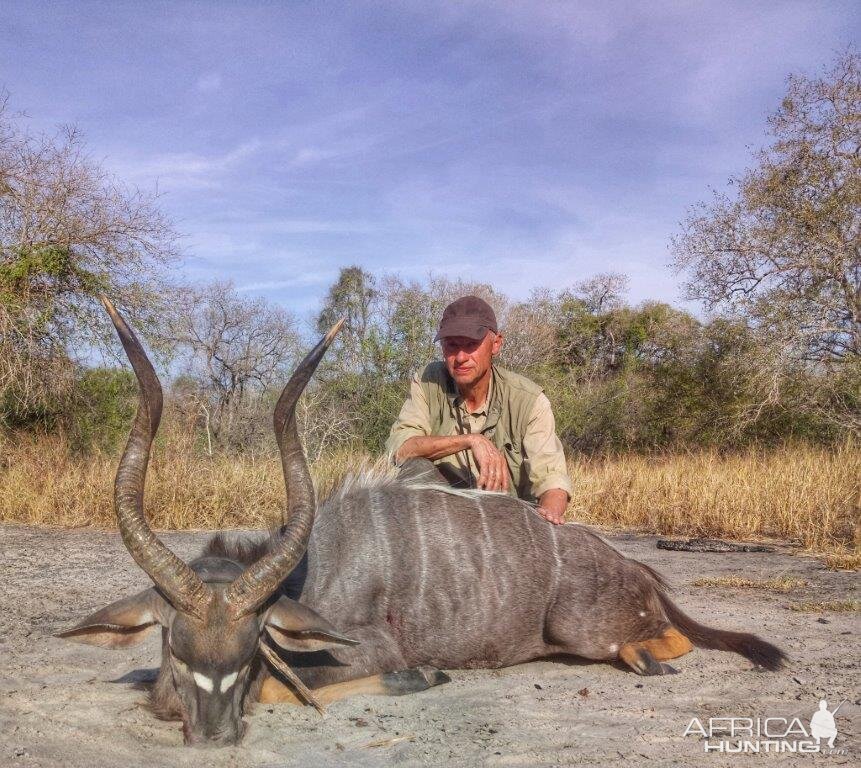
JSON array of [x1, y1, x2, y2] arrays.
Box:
[[57, 298, 353, 746]]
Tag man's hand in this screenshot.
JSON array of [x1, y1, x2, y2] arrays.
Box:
[[536, 488, 569, 525], [469, 434, 509, 492], [536, 506, 565, 525]]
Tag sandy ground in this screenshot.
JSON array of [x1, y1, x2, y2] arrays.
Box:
[[0, 524, 858, 767]]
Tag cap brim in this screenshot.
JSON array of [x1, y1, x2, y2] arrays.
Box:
[[434, 322, 492, 342]]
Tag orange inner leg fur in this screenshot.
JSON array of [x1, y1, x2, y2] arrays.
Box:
[[259, 674, 389, 706]]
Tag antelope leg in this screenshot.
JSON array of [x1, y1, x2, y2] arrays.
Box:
[[619, 628, 693, 675], [259, 666, 450, 706]]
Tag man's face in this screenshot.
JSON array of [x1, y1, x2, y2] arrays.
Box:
[[441, 332, 503, 390]]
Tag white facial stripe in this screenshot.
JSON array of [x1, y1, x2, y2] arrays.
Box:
[[220, 671, 238, 692], [192, 672, 214, 693]]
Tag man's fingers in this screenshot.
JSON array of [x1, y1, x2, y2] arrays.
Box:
[[477, 468, 496, 490], [492, 457, 507, 491], [472, 440, 509, 492], [486, 462, 497, 491], [537, 507, 564, 525], [477, 460, 506, 491], [495, 459, 507, 492], [484, 467, 499, 491]]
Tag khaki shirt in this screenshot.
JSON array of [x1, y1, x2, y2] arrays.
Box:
[[386, 366, 573, 500]]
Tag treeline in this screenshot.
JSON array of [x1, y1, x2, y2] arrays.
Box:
[[1, 53, 858, 455], [7, 264, 857, 458], [306, 267, 856, 454]]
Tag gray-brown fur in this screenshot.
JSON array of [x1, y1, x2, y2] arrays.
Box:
[[213, 469, 784, 693]]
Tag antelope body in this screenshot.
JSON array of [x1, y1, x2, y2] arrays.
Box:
[[59, 300, 786, 747]]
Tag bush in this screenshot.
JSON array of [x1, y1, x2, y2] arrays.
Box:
[[66, 368, 137, 452]]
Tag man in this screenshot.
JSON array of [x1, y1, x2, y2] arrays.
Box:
[[386, 295, 573, 524]]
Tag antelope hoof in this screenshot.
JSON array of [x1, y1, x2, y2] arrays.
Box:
[[622, 646, 681, 676], [638, 657, 679, 676], [381, 666, 451, 695]]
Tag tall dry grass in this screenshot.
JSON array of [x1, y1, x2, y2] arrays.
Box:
[[0, 431, 366, 531], [569, 443, 859, 568], [1, 433, 858, 567]]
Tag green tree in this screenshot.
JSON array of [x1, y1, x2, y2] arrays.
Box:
[[0, 98, 179, 428], [67, 368, 137, 452], [316, 266, 378, 376], [671, 52, 860, 432]]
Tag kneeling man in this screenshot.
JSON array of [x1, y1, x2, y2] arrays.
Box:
[[386, 295, 573, 524]]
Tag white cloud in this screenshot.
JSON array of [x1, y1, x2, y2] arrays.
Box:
[[238, 272, 338, 292], [290, 147, 344, 166], [251, 218, 391, 235], [109, 139, 262, 190]]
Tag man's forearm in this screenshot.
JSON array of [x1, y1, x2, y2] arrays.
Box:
[[396, 434, 475, 463]]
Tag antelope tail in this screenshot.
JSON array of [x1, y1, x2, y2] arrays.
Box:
[[656, 590, 788, 671]]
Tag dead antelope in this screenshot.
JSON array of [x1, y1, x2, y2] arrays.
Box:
[[58, 298, 786, 747]]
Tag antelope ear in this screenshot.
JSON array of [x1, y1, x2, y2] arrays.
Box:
[[264, 596, 359, 652], [55, 588, 172, 649]]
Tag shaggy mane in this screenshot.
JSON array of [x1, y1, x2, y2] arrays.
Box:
[[317, 456, 542, 512], [202, 532, 272, 565], [317, 457, 402, 507]]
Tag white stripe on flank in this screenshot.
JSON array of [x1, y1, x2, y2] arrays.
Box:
[[476, 497, 494, 558], [414, 494, 427, 601], [475, 497, 501, 606], [193, 672, 214, 693], [220, 671, 238, 692], [370, 489, 391, 580], [522, 505, 538, 554], [548, 524, 562, 602], [440, 491, 454, 546]]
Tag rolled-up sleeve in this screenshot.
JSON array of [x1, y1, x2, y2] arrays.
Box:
[[385, 372, 432, 463], [522, 393, 573, 499]]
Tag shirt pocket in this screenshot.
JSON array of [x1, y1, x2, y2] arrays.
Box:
[[502, 439, 522, 462]]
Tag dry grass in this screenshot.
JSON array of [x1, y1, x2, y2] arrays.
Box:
[[691, 576, 808, 593], [0, 431, 366, 531], [822, 551, 861, 571], [788, 600, 860, 613], [568, 443, 859, 569], [1, 434, 858, 568]]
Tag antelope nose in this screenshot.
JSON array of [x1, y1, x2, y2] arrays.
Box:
[[184, 721, 247, 748]]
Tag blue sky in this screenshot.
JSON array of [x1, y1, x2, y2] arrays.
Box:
[[2, 1, 857, 318]]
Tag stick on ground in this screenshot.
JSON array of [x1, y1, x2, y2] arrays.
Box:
[[259, 642, 326, 716]]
